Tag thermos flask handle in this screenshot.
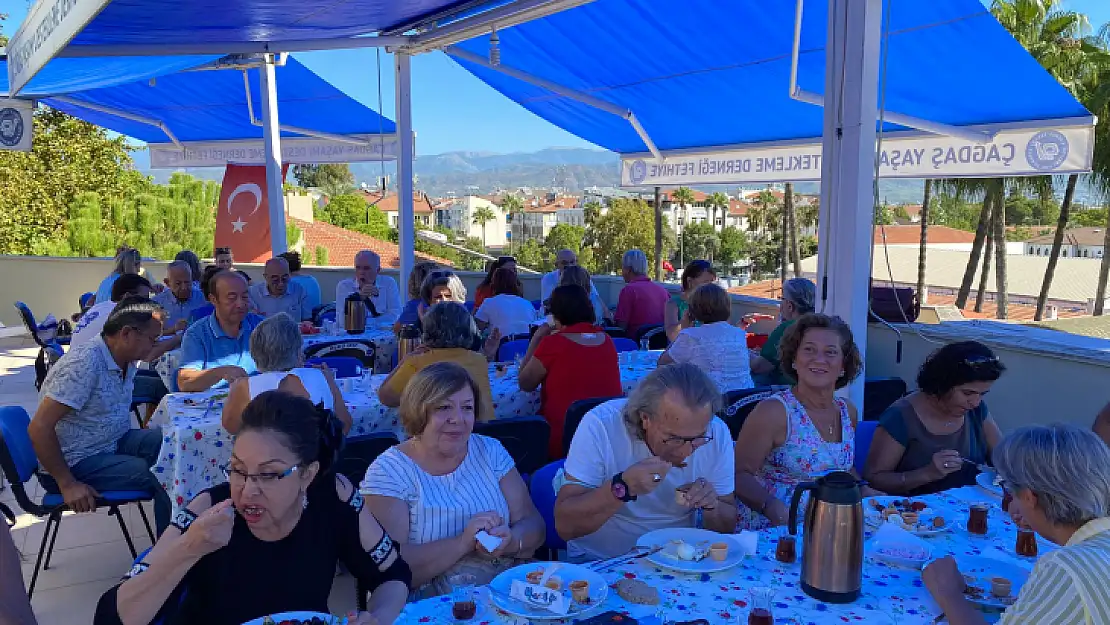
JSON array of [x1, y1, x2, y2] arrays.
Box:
[[788, 481, 817, 536]]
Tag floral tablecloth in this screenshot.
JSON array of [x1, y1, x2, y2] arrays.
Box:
[[151, 351, 660, 509], [396, 487, 1036, 624]]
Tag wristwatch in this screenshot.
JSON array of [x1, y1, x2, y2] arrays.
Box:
[[611, 472, 636, 502]]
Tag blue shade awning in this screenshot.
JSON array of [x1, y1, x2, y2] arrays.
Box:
[[0, 56, 221, 96], [34, 56, 396, 144], [449, 0, 1092, 155]]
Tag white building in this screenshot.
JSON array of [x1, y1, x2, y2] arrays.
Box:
[[435, 195, 508, 247], [1024, 227, 1107, 260]]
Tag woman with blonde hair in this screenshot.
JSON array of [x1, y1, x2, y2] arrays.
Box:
[[394, 261, 439, 332], [93, 247, 143, 305], [363, 362, 544, 598]]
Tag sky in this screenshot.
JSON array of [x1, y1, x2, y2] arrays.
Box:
[[0, 0, 1108, 156]]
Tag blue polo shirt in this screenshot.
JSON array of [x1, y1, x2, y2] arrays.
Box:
[[177, 312, 264, 387]]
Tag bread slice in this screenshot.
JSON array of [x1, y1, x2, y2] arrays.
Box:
[[614, 578, 660, 605]]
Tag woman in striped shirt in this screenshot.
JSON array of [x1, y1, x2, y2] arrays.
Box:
[[362, 362, 546, 598], [923, 424, 1110, 625]]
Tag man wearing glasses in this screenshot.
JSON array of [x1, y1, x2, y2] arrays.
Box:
[[28, 297, 173, 535], [248, 257, 310, 321], [539, 248, 601, 302], [554, 363, 737, 560]]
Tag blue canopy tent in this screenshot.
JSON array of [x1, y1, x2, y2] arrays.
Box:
[[5, 0, 1095, 408]]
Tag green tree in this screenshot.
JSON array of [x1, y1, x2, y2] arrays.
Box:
[[583, 201, 602, 228], [717, 226, 748, 275], [874, 203, 894, 225], [472, 205, 497, 248], [315, 245, 329, 266], [678, 221, 719, 264], [500, 194, 524, 252], [705, 192, 729, 232], [515, 239, 547, 272], [588, 198, 673, 274], [292, 164, 355, 192]]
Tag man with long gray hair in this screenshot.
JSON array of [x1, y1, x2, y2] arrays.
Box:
[[923, 424, 1110, 625], [555, 363, 737, 560]]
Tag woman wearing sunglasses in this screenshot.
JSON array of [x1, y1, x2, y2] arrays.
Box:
[[863, 340, 1005, 496], [95, 391, 410, 625]]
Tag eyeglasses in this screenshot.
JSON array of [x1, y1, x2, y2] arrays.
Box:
[[660, 433, 713, 448], [963, 355, 1001, 371], [222, 464, 300, 487]]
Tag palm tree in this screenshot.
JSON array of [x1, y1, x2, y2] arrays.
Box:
[[785, 183, 801, 277], [472, 205, 497, 249], [755, 189, 778, 239], [942, 178, 994, 309], [990, 180, 1009, 319], [706, 192, 729, 234], [672, 187, 695, 267], [500, 194, 524, 254], [653, 187, 663, 280], [916, 179, 932, 303], [975, 227, 994, 313]]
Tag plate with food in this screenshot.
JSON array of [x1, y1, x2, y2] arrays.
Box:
[[243, 612, 348, 625], [866, 542, 932, 570], [955, 556, 1030, 610], [864, 497, 952, 536], [635, 527, 744, 574], [976, 471, 1004, 497], [488, 562, 607, 620]]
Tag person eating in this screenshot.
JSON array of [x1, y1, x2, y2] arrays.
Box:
[[864, 340, 1005, 496], [279, 251, 322, 314], [659, 283, 754, 393], [614, 249, 669, 340], [249, 257, 311, 321], [473, 256, 516, 309], [173, 250, 204, 289], [540, 249, 601, 303], [474, 267, 540, 339], [363, 362, 545, 598], [663, 260, 717, 342], [923, 424, 1110, 625], [94, 391, 411, 625], [177, 271, 263, 392], [154, 260, 207, 332], [554, 265, 610, 326], [749, 277, 815, 386], [734, 313, 864, 530], [555, 363, 737, 560], [336, 250, 403, 327]]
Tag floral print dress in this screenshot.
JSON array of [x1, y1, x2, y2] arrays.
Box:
[[736, 389, 855, 531]]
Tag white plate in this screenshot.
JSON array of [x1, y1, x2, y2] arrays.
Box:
[[977, 472, 1004, 497], [635, 527, 745, 574], [956, 556, 1030, 610], [241, 612, 347, 625], [866, 542, 932, 570], [864, 497, 953, 536], [488, 562, 608, 621]]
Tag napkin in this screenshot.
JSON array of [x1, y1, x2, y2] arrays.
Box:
[[728, 530, 760, 557], [475, 530, 503, 552], [869, 520, 932, 565]]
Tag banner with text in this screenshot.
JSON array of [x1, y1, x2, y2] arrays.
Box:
[[620, 124, 1094, 187], [0, 100, 34, 152], [148, 134, 403, 169], [7, 0, 110, 95]]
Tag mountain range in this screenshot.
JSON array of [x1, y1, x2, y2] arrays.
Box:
[[133, 146, 1103, 206]]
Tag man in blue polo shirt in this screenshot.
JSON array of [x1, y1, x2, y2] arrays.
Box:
[[176, 271, 263, 392]]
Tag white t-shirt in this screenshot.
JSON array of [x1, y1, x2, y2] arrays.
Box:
[[475, 294, 540, 337], [561, 398, 735, 560], [71, 301, 117, 346], [247, 368, 335, 409], [667, 321, 755, 393]]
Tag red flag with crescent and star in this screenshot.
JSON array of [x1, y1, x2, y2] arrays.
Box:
[[214, 163, 289, 263]]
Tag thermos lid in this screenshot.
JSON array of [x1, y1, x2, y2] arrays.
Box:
[[400, 324, 420, 339], [813, 471, 862, 506]]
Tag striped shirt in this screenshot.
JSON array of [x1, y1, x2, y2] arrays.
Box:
[[1000, 517, 1110, 625], [360, 435, 514, 595]]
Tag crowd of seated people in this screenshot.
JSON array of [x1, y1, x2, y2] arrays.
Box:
[[474, 267, 541, 339], [658, 282, 754, 393]]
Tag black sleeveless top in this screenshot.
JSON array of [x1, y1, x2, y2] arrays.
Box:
[[96, 479, 404, 625]]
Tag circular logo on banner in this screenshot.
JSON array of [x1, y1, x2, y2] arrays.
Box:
[[1025, 130, 1069, 172], [0, 108, 24, 147], [629, 159, 648, 185]]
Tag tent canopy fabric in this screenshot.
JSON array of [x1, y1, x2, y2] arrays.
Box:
[[0, 55, 221, 97], [449, 0, 1092, 155], [13, 56, 396, 144]]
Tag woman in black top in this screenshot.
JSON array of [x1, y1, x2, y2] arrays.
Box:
[[863, 341, 1006, 496], [95, 391, 411, 625]]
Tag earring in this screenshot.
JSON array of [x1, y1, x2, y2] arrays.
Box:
[[302, 491, 309, 510]]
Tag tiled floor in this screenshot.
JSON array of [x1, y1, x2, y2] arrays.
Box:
[[0, 337, 358, 624]]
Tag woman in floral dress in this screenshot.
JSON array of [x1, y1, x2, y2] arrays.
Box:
[[734, 313, 865, 530]]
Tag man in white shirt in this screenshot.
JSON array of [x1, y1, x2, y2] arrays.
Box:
[[335, 250, 402, 327], [540, 249, 601, 303], [555, 363, 737, 560], [72, 274, 153, 346]]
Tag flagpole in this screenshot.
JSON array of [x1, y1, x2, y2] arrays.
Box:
[[260, 54, 288, 255], [395, 52, 415, 291]]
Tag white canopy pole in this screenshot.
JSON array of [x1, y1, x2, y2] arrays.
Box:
[[259, 54, 288, 254], [815, 0, 882, 410], [395, 52, 415, 292]]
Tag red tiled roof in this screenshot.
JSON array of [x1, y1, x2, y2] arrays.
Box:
[[728, 280, 782, 299], [291, 217, 451, 268], [356, 190, 436, 214], [872, 225, 976, 245], [924, 293, 1088, 321], [728, 200, 749, 216]]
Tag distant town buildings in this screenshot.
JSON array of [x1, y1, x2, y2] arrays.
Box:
[[1024, 227, 1107, 260], [436, 195, 508, 247]]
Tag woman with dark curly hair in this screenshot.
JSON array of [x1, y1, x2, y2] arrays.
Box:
[[734, 313, 865, 530], [863, 340, 1005, 496]]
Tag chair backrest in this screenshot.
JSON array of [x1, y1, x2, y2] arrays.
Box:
[[14, 302, 46, 348], [305, 357, 363, 379], [746, 333, 769, 349], [636, 324, 669, 350], [863, 377, 908, 422], [0, 406, 47, 515], [188, 304, 215, 325], [474, 416, 551, 476], [854, 420, 879, 475], [721, 387, 779, 440], [304, 340, 376, 369], [78, 292, 95, 311], [530, 459, 567, 552], [334, 432, 399, 488], [464, 301, 475, 313], [611, 337, 637, 353], [496, 339, 530, 363], [562, 396, 623, 458], [602, 326, 627, 339], [530, 299, 543, 310], [314, 302, 337, 325]]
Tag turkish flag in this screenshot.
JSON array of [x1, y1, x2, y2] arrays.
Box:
[[214, 163, 289, 263]]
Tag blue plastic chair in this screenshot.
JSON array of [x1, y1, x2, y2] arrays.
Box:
[[187, 304, 214, 325], [0, 406, 155, 598], [854, 420, 879, 475], [530, 460, 567, 557], [497, 339, 530, 362], [305, 356, 363, 379], [530, 299, 543, 310], [464, 301, 475, 313], [15, 301, 69, 347], [611, 337, 637, 353]]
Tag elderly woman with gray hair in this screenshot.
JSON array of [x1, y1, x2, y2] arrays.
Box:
[[378, 302, 495, 419], [750, 277, 816, 385], [555, 363, 737, 560], [923, 424, 1110, 625], [220, 313, 351, 435]]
